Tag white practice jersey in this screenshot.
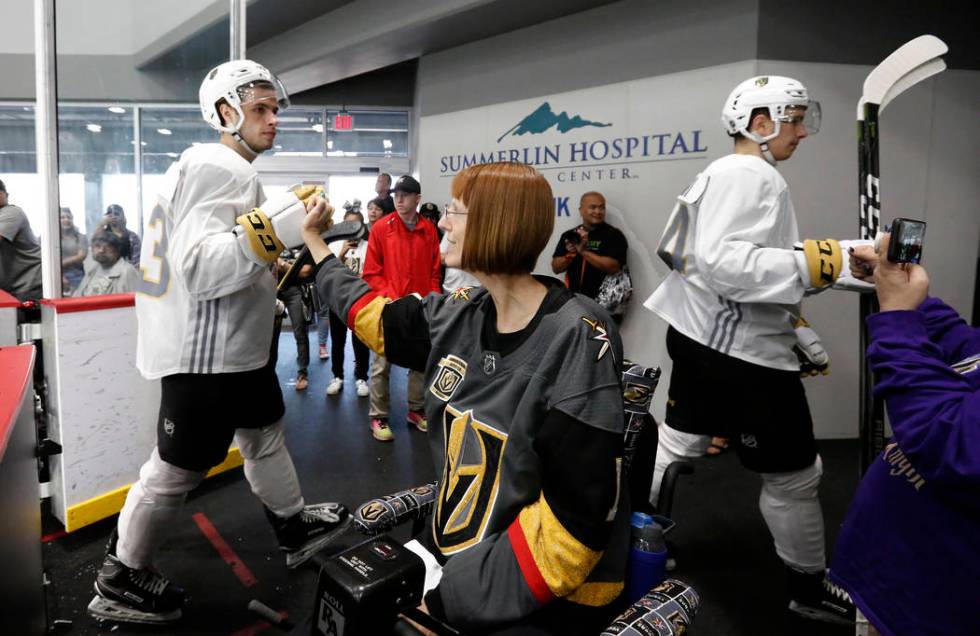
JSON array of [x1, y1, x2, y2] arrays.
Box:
[[135, 143, 276, 379], [645, 154, 810, 371]]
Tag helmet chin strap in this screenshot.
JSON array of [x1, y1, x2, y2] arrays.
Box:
[[758, 142, 777, 166], [231, 130, 260, 159]]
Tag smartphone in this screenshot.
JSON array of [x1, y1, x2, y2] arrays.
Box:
[[887, 218, 926, 264]]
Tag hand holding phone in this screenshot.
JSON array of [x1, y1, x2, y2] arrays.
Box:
[[885, 218, 926, 264]]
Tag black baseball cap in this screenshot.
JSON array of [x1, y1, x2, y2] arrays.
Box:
[[419, 202, 439, 218], [391, 175, 421, 194]]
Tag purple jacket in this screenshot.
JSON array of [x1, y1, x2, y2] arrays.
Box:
[[830, 297, 980, 636]]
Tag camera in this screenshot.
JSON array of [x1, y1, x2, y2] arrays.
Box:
[[886, 218, 926, 264]]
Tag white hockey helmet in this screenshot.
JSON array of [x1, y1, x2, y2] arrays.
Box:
[[199, 59, 289, 134], [721, 75, 821, 144]]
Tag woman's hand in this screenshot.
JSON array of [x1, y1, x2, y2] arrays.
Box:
[[848, 244, 877, 281], [302, 194, 333, 235], [874, 233, 930, 312], [301, 195, 339, 264]]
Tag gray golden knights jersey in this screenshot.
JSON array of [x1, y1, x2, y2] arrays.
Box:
[[645, 153, 810, 371], [316, 256, 631, 629], [135, 143, 276, 379]]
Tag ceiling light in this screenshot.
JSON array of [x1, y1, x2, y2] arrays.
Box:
[[108, 106, 126, 114], [311, 123, 324, 133], [157, 128, 172, 135], [167, 152, 178, 158], [382, 139, 392, 149], [327, 140, 333, 149], [86, 124, 102, 133]]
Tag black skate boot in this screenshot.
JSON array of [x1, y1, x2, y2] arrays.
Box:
[[266, 502, 350, 568], [88, 529, 185, 625], [787, 567, 855, 626]]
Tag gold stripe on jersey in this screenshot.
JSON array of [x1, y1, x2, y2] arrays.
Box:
[[567, 581, 624, 607], [517, 496, 603, 598], [352, 295, 388, 355]]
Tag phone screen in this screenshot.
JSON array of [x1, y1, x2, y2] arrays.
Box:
[[889, 218, 926, 264]]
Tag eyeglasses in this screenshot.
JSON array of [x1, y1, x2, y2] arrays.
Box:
[[441, 203, 468, 220]]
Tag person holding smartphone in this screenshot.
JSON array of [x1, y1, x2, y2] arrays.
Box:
[[830, 233, 979, 636]]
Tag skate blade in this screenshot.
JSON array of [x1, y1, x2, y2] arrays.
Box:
[[285, 517, 353, 569], [88, 594, 181, 625], [788, 601, 854, 626]]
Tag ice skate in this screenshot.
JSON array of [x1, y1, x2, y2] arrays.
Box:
[[267, 502, 350, 568], [787, 567, 855, 625], [88, 530, 185, 625]]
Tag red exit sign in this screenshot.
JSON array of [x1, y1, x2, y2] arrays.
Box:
[[334, 112, 353, 131]]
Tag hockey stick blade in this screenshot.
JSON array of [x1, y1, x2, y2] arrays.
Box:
[[880, 58, 946, 112], [859, 35, 947, 117], [320, 219, 367, 244]]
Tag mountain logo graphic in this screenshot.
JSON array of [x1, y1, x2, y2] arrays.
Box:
[[496, 102, 611, 143]]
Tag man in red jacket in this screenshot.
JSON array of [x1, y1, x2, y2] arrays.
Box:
[[362, 175, 442, 441]]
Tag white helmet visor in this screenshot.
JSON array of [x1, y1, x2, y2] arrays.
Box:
[[236, 76, 290, 112], [776, 101, 821, 135]]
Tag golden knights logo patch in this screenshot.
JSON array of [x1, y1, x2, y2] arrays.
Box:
[[430, 354, 468, 402], [581, 316, 612, 361], [447, 286, 473, 303], [435, 405, 508, 554]]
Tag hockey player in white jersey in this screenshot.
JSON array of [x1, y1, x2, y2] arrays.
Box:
[[645, 76, 867, 625], [88, 60, 348, 625]]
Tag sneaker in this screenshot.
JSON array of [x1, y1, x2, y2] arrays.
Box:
[[787, 567, 855, 626], [89, 530, 184, 624], [407, 409, 428, 433], [370, 418, 394, 441], [295, 374, 309, 391], [266, 503, 350, 569], [326, 377, 343, 395], [355, 379, 369, 397], [319, 345, 329, 360]]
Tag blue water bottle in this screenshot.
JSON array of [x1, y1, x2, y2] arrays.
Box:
[[626, 511, 667, 603]]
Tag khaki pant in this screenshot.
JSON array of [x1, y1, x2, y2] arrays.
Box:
[[368, 354, 425, 419]]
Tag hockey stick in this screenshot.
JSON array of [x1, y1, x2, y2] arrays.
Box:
[[857, 35, 947, 475], [276, 220, 368, 292]]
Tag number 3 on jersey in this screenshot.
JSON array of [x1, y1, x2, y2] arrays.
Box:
[[138, 204, 171, 297]]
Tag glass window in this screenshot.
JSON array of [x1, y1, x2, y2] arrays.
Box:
[[327, 110, 409, 157], [272, 108, 325, 156], [54, 0, 231, 298]]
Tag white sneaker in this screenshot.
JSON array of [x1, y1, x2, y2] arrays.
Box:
[[355, 379, 369, 397], [326, 377, 343, 396]]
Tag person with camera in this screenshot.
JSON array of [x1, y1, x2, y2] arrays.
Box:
[[829, 233, 979, 636], [550, 191, 627, 303]]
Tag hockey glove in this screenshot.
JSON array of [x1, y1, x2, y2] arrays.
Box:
[[234, 185, 324, 265], [793, 317, 829, 377], [795, 238, 875, 293]]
